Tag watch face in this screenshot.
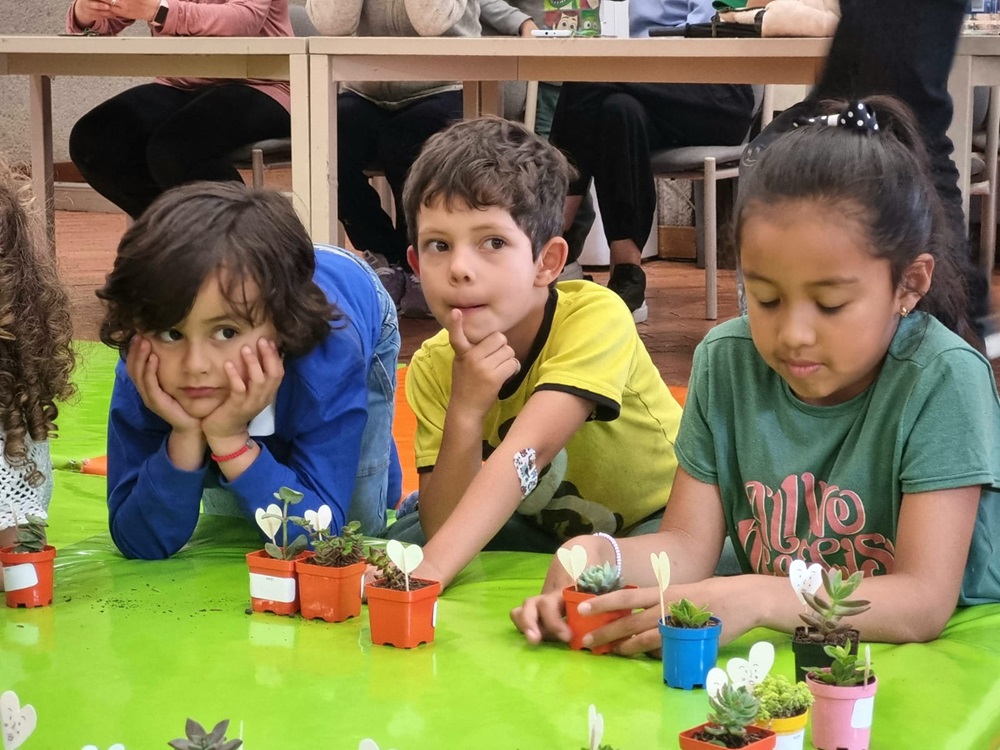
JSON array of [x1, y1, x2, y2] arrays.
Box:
[[154, 1, 168, 24]]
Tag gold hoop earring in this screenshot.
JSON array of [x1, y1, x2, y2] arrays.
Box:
[[899, 305, 910, 318]]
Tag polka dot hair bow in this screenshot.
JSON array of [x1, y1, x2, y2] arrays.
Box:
[[792, 101, 880, 134]]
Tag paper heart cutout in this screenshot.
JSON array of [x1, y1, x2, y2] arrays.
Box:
[[557, 544, 588, 582], [82, 745, 125, 750], [788, 559, 823, 606], [303, 505, 332, 534], [650, 551, 671, 592], [386, 539, 423, 575], [706, 667, 729, 699], [358, 741, 379, 750], [1, 691, 37, 750], [254, 504, 282, 542], [725, 641, 774, 692], [588, 704, 604, 750]]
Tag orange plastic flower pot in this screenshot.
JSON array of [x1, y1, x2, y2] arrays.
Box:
[[365, 578, 441, 648], [295, 557, 365, 622], [0, 545, 56, 608], [246, 549, 306, 616], [563, 584, 636, 655], [679, 722, 777, 750]]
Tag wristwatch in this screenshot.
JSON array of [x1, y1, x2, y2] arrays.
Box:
[[151, 0, 169, 27]]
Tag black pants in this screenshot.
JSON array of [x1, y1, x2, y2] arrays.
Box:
[[550, 82, 754, 255], [744, 0, 989, 329], [69, 83, 290, 219], [337, 90, 463, 267]]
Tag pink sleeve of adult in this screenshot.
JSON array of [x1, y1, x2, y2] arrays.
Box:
[[159, 0, 288, 37]]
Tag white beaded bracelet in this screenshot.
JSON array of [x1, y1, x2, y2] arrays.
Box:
[[592, 532, 622, 579]]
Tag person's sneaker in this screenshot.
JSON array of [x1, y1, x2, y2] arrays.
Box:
[[399, 274, 434, 319], [559, 260, 585, 282], [362, 250, 389, 270], [608, 263, 648, 324], [361, 251, 406, 306]]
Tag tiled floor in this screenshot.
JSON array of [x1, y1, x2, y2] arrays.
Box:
[[55, 209, 740, 386]]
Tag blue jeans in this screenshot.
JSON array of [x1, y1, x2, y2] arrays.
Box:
[[317, 246, 402, 536]]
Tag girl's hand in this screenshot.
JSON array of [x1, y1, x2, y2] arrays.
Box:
[[510, 590, 573, 645], [106, 0, 160, 22], [445, 309, 520, 421], [127, 336, 203, 434], [72, 0, 117, 26], [202, 338, 284, 444]]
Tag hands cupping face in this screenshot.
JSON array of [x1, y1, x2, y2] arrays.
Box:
[[201, 338, 285, 442]]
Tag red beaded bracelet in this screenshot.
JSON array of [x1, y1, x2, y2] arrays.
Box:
[[210, 439, 255, 463]]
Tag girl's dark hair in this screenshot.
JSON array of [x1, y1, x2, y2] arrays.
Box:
[[734, 95, 977, 347], [0, 157, 76, 484], [98, 182, 340, 357]]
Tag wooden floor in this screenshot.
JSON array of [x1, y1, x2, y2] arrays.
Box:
[[56, 210, 739, 386]]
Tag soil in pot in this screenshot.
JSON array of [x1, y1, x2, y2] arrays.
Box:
[[679, 723, 777, 749]]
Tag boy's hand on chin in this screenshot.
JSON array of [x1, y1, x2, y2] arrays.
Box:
[[127, 335, 201, 433], [202, 338, 284, 441], [445, 309, 520, 419]]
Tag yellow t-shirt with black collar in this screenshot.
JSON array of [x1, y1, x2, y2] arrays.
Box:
[[406, 280, 682, 540]]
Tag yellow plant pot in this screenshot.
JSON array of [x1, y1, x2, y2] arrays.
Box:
[[755, 709, 808, 750]]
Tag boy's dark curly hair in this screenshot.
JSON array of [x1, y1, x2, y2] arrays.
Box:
[[0, 157, 76, 484], [97, 182, 340, 357]]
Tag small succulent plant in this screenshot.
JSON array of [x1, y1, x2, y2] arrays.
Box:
[[366, 545, 408, 591], [805, 643, 874, 687], [702, 682, 761, 745], [666, 598, 714, 628], [261, 487, 309, 561], [300, 519, 368, 567], [167, 718, 242, 750], [575, 562, 623, 595], [753, 674, 813, 724], [799, 568, 870, 641], [8, 513, 47, 554]]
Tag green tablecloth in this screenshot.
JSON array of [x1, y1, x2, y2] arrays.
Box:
[[4, 343, 1000, 748]]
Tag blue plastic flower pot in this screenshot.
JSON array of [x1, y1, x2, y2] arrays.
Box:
[[659, 616, 722, 689]]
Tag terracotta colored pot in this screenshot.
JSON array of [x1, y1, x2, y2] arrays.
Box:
[[246, 549, 307, 616], [562, 585, 636, 655], [0, 545, 56, 608], [755, 709, 808, 750], [806, 672, 878, 750], [365, 578, 441, 648], [678, 722, 777, 750], [295, 556, 365, 622], [791, 627, 859, 682], [659, 616, 722, 689]]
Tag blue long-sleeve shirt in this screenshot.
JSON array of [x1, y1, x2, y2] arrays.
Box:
[[106, 248, 384, 559]]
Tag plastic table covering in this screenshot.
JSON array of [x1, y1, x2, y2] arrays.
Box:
[[4, 344, 1000, 749]]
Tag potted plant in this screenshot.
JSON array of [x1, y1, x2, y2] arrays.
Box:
[[804, 644, 878, 750], [168, 717, 243, 749], [0, 512, 56, 608], [559, 544, 632, 655], [679, 681, 777, 749], [246, 486, 310, 616], [791, 564, 869, 681], [752, 674, 813, 750], [365, 539, 441, 648], [294, 504, 368, 623], [651, 551, 721, 689]]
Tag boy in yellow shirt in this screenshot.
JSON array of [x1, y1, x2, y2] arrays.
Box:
[[385, 117, 682, 588]]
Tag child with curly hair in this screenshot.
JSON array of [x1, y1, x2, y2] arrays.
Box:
[[0, 157, 76, 556]]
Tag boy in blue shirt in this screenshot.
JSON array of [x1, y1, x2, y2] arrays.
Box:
[[385, 117, 683, 588]]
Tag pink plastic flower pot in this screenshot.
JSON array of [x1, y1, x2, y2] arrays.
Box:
[[806, 672, 878, 750]]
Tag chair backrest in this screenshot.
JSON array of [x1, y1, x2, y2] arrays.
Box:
[[289, 4, 319, 36]]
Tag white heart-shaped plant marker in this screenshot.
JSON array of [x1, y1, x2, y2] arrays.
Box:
[[82, 745, 125, 750], [725, 641, 774, 691], [706, 666, 729, 699], [359, 741, 379, 750], [254, 504, 282, 542], [386, 539, 423, 591], [650, 551, 671, 623], [303, 505, 332, 534], [788, 559, 823, 606], [588, 704, 604, 750], [1, 691, 37, 750], [557, 544, 588, 583]]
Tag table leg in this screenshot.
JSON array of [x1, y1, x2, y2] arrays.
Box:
[[310, 53, 335, 245], [948, 54, 974, 233], [463, 82, 480, 119], [480, 80, 502, 116], [29, 74, 54, 253], [289, 52, 311, 233]]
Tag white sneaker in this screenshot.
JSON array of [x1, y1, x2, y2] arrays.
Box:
[[559, 260, 585, 282]]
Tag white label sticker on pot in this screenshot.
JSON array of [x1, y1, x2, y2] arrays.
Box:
[[432, 600, 438, 628], [249, 573, 296, 603], [775, 729, 804, 750], [851, 696, 875, 728], [2, 563, 38, 592]]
